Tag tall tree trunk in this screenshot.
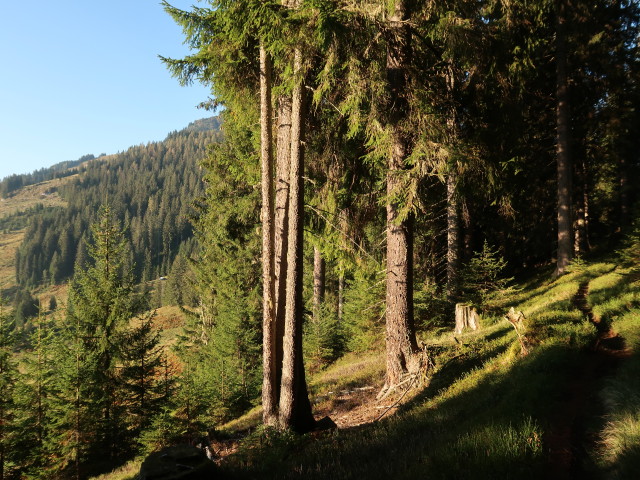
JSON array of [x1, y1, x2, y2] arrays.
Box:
[[446, 172, 460, 299], [273, 94, 292, 409], [555, 0, 573, 276], [574, 158, 589, 256], [278, 48, 315, 432], [259, 45, 278, 426], [445, 67, 461, 299], [382, 0, 420, 392], [385, 198, 419, 389], [462, 200, 473, 262], [619, 155, 629, 231], [313, 246, 325, 319]]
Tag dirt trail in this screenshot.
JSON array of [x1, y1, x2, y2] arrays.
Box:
[[545, 281, 631, 479]]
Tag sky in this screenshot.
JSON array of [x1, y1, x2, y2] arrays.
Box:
[[0, 1, 213, 180]]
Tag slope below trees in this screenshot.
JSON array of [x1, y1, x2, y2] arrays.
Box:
[[205, 259, 638, 479]]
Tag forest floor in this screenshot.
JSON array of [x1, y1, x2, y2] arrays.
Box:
[[213, 261, 639, 480], [95, 259, 640, 480], [545, 279, 632, 478]]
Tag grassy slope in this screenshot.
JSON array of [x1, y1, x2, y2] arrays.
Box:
[[0, 177, 72, 300], [221, 260, 639, 480], [0, 177, 69, 217], [0, 230, 23, 295], [91, 258, 639, 480]]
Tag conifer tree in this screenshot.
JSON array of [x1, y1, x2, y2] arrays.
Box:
[[47, 313, 94, 479], [51, 205, 151, 476], [163, 0, 317, 432], [11, 313, 56, 478], [119, 314, 168, 444], [0, 304, 17, 480]]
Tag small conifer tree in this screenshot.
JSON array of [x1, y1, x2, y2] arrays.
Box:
[[460, 241, 511, 308]]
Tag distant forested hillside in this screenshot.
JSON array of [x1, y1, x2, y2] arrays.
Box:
[[0, 154, 102, 198], [14, 118, 222, 287]]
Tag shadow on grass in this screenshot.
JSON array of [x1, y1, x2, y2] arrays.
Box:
[[221, 266, 632, 480], [400, 327, 513, 415], [225, 338, 596, 479]]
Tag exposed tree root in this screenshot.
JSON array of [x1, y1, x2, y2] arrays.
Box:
[[376, 346, 435, 402]]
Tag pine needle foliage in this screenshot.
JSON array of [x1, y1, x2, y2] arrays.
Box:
[[47, 205, 167, 478]]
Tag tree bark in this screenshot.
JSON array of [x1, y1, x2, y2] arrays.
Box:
[[555, 0, 573, 276], [259, 45, 278, 426], [446, 172, 460, 299], [382, 0, 420, 392], [462, 200, 473, 262], [313, 245, 325, 320], [272, 94, 292, 410], [454, 303, 480, 334], [278, 48, 315, 432]]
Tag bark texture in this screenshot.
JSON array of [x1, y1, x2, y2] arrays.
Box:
[[555, 0, 573, 276], [383, 0, 420, 391], [454, 303, 480, 334], [446, 173, 460, 299], [272, 94, 292, 408], [278, 48, 315, 432], [259, 45, 277, 426]]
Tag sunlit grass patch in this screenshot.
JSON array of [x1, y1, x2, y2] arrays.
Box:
[[88, 459, 141, 480], [308, 351, 385, 394], [597, 307, 640, 478], [222, 404, 263, 433], [221, 258, 637, 479]]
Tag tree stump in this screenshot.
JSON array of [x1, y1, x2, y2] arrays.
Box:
[[504, 307, 528, 355], [454, 303, 480, 334]]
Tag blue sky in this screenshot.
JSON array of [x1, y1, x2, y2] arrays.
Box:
[[0, 1, 212, 180]]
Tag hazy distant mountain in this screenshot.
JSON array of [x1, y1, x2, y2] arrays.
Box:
[[0, 117, 221, 198], [5, 117, 222, 289]]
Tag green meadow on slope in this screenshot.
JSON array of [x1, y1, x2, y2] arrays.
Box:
[[90, 253, 639, 480], [217, 259, 639, 479]]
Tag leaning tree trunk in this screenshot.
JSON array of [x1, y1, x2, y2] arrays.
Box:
[[555, 0, 573, 276], [259, 45, 278, 426], [278, 48, 315, 433], [381, 0, 420, 394]]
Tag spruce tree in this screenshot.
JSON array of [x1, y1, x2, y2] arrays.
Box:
[[52, 205, 150, 476], [0, 304, 17, 480], [11, 313, 56, 478], [119, 314, 167, 445]]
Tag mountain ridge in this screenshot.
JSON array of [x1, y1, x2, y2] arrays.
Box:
[[0, 116, 221, 198], [1, 117, 222, 317]]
